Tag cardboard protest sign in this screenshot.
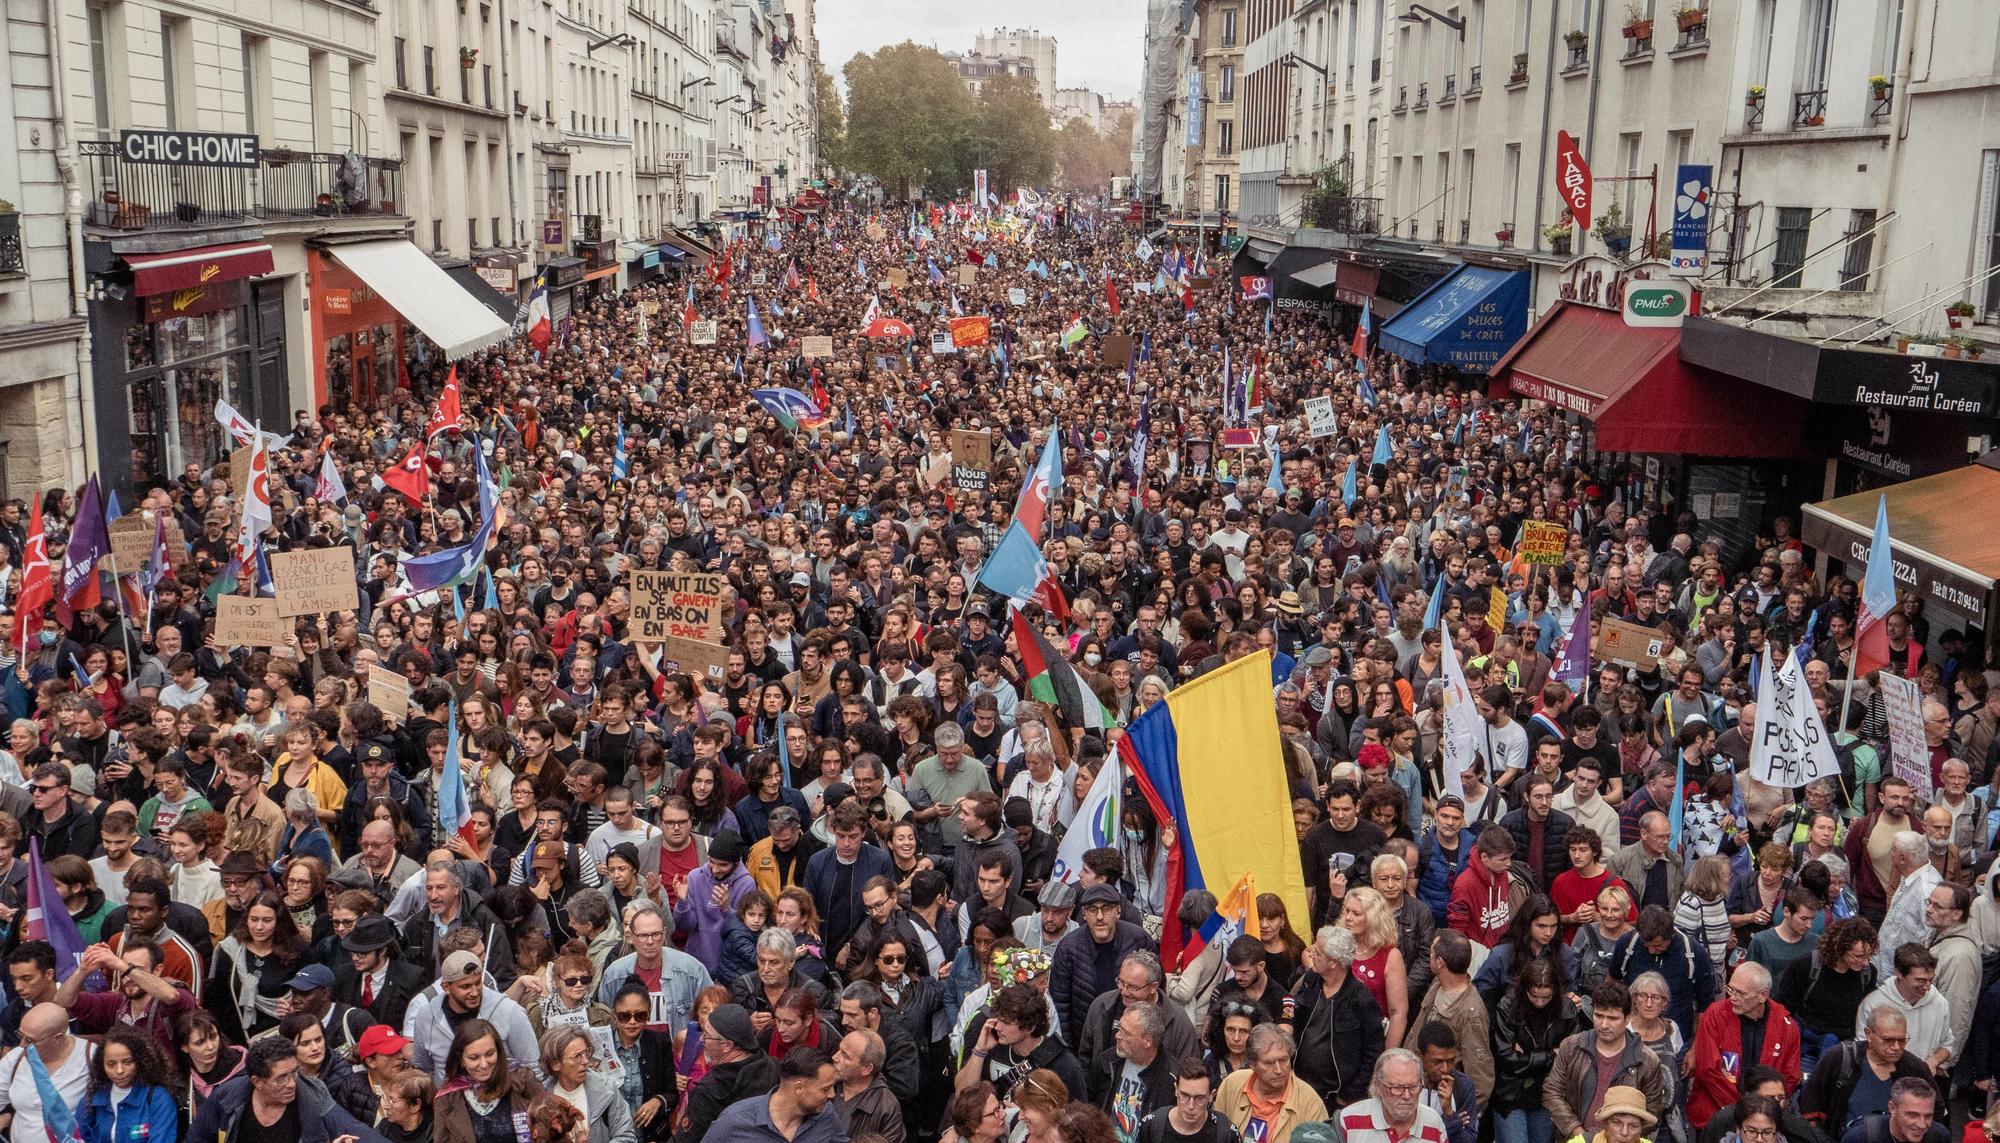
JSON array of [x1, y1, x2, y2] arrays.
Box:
[[866, 223, 886, 241], [269, 546, 360, 617], [951, 429, 994, 492], [1304, 396, 1338, 438], [631, 570, 730, 680], [367, 665, 411, 725], [108, 512, 186, 574], [801, 335, 834, 359], [1008, 287, 1028, 306], [958, 265, 977, 286], [1518, 521, 1568, 566], [214, 595, 291, 647], [1101, 334, 1135, 368], [1879, 673, 1931, 799], [886, 268, 910, 290], [1596, 617, 1666, 671], [687, 320, 718, 345]]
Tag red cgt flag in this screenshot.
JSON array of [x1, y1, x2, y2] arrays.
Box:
[[424, 366, 461, 438], [381, 443, 430, 505], [1105, 278, 1120, 316]]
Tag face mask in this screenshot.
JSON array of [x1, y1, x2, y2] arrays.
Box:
[[1083, 652, 1102, 667], [1123, 829, 1145, 844], [38, 632, 55, 647]]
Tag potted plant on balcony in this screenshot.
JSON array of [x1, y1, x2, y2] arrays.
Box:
[[1870, 74, 1891, 99], [1543, 216, 1575, 256], [1510, 52, 1530, 81], [1942, 334, 1979, 359], [1495, 226, 1515, 245], [1676, 5, 1706, 30], [1593, 201, 1632, 256], [1623, 4, 1653, 38], [460, 46, 479, 69], [1564, 29, 1589, 49]]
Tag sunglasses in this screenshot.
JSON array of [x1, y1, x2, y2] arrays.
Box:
[[561, 975, 591, 987], [614, 1011, 648, 1023], [877, 953, 906, 964]]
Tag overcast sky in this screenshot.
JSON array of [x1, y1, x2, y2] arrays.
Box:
[[815, 1, 1146, 101]]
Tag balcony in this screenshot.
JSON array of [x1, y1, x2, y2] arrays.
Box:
[[1467, 65, 1482, 94], [1792, 88, 1827, 128], [80, 142, 405, 231], [1440, 74, 1456, 103], [1302, 194, 1382, 235], [1414, 82, 1428, 108]]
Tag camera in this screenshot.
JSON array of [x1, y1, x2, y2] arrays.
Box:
[[868, 796, 888, 819]]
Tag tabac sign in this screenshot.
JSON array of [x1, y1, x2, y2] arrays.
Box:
[[120, 130, 260, 168]]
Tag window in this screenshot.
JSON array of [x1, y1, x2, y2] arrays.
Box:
[[1751, 0, 1776, 86], [1436, 152, 1450, 230], [1346, 0, 1358, 84], [1372, 0, 1384, 82], [1840, 209, 1878, 290], [160, 15, 187, 128], [1620, 133, 1642, 220], [87, 4, 111, 130], [394, 36, 408, 90], [1219, 119, 1234, 154], [424, 45, 436, 95], [1800, 0, 1835, 92], [1876, 0, 1905, 80], [1222, 8, 1238, 46], [1461, 148, 1476, 227], [1504, 142, 1522, 228], [1448, 8, 1461, 77], [1220, 64, 1234, 102], [241, 35, 266, 136], [1771, 207, 1812, 288], [1519, 0, 1533, 52], [1216, 174, 1231, 211]]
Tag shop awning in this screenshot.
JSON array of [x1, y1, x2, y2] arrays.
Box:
[[327, 239, 511, 360], [1377, 265, 1529, 373], [1291, 261, 1342, 289], [1488, 301, 1812, 458], [125, 241, 275, 297], [661, 231, 713, 262], [652, 243, 686, 265], [1242, 237, 1283, 266], [1801, 455, 2000, 625], [583, 263, 618, 283], [444, 265, 517, 329], [616, 241, 651, 263]]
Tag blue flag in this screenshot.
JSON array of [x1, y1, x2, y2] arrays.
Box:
[[843, 400, 855, 436], [746, 296, 769, 349], [1358, 363, 1379, 407], [1372, 425, 1393, 468], [1266, 439, 1285, 495], [1423, 575, 1447, 632], [1342, 458, 1358, 509], [612, 417, 628, 480], [27, 1042, 83, 1143]]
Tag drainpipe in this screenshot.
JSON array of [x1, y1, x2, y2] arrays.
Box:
[[1873, 0, 1925, 298], [1529, 0, 1561, 254], [1580, 0, 1610, 236], [46, 0, 95, 487], [497, 0, 523, 250]]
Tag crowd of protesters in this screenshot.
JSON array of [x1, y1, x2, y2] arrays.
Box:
[[0, 188, 1992, 1143]]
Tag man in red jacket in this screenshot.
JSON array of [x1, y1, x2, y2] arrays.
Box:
[[1686, 961, 1802, 1128], [1447, 824, 1525, 948]]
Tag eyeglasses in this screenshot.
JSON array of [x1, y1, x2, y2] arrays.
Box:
[[615, 1011, 648, 1023], [1740, 1128, 1779, 1141], [877, 953, 906, 964], [561, 975, 591, 987], [1175, 1090, 1213, 1103], [29, 784, 59, 793], [1221, 1002, 1258, 1018], [1380, 1083, 1422, 1097]]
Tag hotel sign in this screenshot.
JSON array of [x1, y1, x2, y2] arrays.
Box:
[[120, 130, 260, 168]]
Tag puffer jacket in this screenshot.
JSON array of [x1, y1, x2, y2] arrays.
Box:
[[1499, 807, 1576, 893], [1490, 991, 1579, 1114], [1543, 1027, 1670, 1139], [1047, 920, 1152, 1048], [1417, 828, 1476, 928]]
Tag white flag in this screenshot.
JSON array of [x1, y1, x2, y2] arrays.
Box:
[[1437, 622, 1488, 800], [214, 398, 289, 450], [316, 451, 348, 504], [1051, 754, 1123, 886], [1748, 647, 1843, 788], [237, 434, 271, 554]]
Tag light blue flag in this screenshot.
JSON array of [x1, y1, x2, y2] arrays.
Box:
[[1371, 425, 1393, 467], [1423, 575, 1447, 632], [483, 567, 499, 612], [1342, 458, 1358, 509], [746, 296, 769, 349], [1266, 440, 1285, 495]]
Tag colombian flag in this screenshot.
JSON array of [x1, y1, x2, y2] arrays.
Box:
[[1121, 651, 1310, 968]]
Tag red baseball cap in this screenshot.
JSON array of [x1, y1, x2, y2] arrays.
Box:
[[356, 1025, 411, 1060]]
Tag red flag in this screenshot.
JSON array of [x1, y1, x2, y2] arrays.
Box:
[[15, 497, 49, 656], [381, 443, 430, 505], [807, 278, 819, 303], [1105, 278, 1120, 316], [425, 366, 461, 439], [1554, 130, 1593, 231]]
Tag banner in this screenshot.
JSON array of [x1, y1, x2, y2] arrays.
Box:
[[1555, 130, 1593, 227], [687, 320, 718, 345], [800, 335, 834, 358], [972, 169, 989, 211], [1437, 622, 1488, 795], [1670, 163, 1713, 276], [1749, 648, 1844, 788], [1518, 520, 1568, 565], [1304, 396, 1337, 438], [950, 316, 991, 347], [1879, 672, 1931, 799]]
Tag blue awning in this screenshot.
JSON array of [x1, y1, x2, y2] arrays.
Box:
[[652, 243, 685, 266], [1377, 265, 1530, 374]]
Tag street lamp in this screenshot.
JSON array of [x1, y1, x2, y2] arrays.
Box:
[[1398, 4, 1467, 36], [680, 77, 714, 90], [586, 32, 635, 53]]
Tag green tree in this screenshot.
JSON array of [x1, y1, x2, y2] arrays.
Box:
[[813, 61, 844, 173], [842, 42, 975, 198], [1053, 119, 1124, 190], [965, 73, 1055, 194]]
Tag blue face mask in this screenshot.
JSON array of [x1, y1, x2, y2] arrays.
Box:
[[38, 631, 55, 647], [1123, 829, 1145, 844]]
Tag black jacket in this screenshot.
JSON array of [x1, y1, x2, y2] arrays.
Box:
[[190, 1073, 388, 1143], [397, 887, 516, 987], [1491, 993, 1580, 1114], [1087, 1051, 1179, 1122], [1798, 1040, 1937, 1140], [1284, 969, 1384, 1110], [1498, 806, 1576, 892], [668, 1052, 777, 1143], [1048, 921, 1153, 1047], [331, 958, 430, 1031]]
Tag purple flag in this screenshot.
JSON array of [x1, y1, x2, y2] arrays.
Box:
[[22, 839, 87, 981], [60, 477, 108, 606], [1552, 594, 1593, 685]]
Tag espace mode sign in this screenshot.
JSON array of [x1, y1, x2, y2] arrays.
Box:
[[119, 130, 261, 169]]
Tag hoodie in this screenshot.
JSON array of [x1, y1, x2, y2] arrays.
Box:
[[1447, 857, 1524, 948]]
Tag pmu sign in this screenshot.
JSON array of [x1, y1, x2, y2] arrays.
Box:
[[120, 130, 260, 168], [1622, 279, 1691, 327], [1554, 130, 1592, 226]]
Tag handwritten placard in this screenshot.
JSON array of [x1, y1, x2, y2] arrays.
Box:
[[367, 665, 411, 726], [1101, 334, 1134, 368], [687, 320, 718, 345], [1518, 520, 1568, 566], [1597, 617, 1667, 671], [1304, 396, 1338, 438], [958, 265, 977, 286], [631, 570, 729, 679], [801, 335, 834, 359], [1008, 287, 1028, 306], [214, 595, 291, 647], [1879, 673, 1931, 799], [107, 513, 185, 574], [886, 268, 909, 290], [268, 545, 360, 617]]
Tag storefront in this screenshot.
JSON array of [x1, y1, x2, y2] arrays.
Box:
[[308, 238, 511, 406], [1801, 456, 2000, 646], [1678, 316, 2000, 497], [1488, 265, 1819, 565], [1378, 264, 1531, 375], [86, 238, 288, 493], [543, 256, 585, 323]]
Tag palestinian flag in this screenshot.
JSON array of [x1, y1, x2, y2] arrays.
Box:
[[1061, 313, 1088, 349], [1012, 608, 1114, 732]]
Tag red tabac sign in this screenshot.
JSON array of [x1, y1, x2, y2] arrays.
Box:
[[1555, 130, 1593, 226]]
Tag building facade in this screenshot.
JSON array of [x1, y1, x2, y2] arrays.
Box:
[[974, 27, 1057, 108]]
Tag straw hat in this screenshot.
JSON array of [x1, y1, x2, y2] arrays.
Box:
[[1597, 1086, 1657, 1129]]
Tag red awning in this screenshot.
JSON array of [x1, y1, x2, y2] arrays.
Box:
[[1488, 302, 1811, 458], [125, 242, 275, 297]]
